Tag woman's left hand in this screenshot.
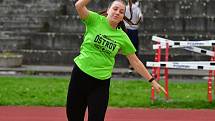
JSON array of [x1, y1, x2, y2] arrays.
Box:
[[151, 80, 167, 94]]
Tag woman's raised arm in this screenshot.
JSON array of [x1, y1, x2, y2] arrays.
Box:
[[75, 0, 90, 19]]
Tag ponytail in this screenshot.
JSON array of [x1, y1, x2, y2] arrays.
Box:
[[117, 21, 127, 32]]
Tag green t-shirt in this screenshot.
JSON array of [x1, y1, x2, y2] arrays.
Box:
[[74, 11, 136, 80]]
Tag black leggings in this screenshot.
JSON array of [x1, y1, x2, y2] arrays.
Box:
[[66, 64, 110, 121]]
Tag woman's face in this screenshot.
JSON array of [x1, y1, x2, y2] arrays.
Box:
[[107, 1, 125, 24]]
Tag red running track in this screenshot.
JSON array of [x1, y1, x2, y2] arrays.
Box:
[[0, 106, 214, 121]]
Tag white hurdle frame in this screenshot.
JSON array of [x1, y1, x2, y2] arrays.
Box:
[[152, 36, 215, 57], [147, 61, 215, 70], [148, 36, 215, 103]]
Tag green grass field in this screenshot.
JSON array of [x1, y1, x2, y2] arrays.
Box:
[[0, 76, 214, 109]]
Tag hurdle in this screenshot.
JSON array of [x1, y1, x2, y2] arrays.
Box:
[[147, 36, 215, 103], [152, 36, 215, 57]]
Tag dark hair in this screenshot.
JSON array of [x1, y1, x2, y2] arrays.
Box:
[[109, 0, 126, 7], [131, 0, 137, 4]]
